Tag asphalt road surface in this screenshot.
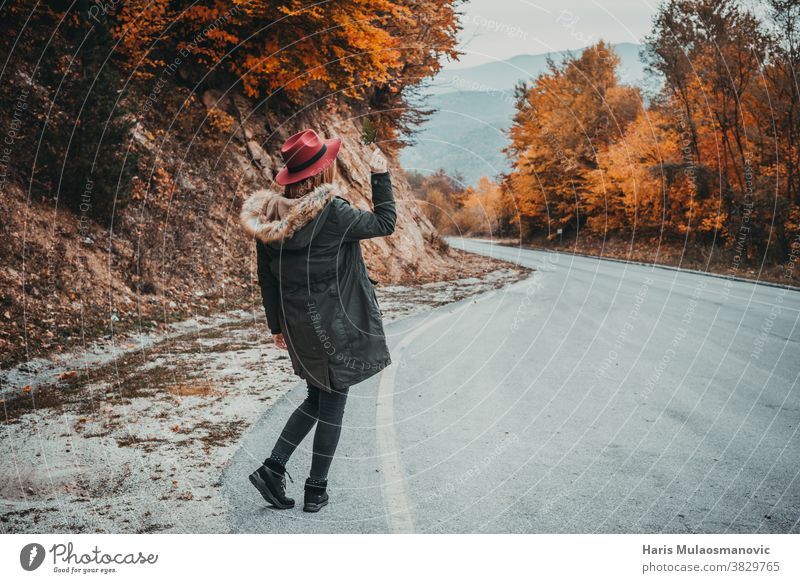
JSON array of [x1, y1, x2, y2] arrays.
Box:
[[223, 238, 800, 533]]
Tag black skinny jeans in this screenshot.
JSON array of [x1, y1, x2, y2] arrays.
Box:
[[271, 383, 349, 480]]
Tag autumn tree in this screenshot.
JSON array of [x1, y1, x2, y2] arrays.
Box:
[[454, 176, 505, 235], [504, 42, 640, 238], [754, 0, 800, 257], [587, 106, 718, 238], [407, 169, 464, 234], [644, 0, 771, 252], [408, 169, 514, 236], [112, 0, 462, 149], [505, 1, 798, 264]]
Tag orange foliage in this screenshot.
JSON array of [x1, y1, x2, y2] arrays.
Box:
[[503, 1, 800, 263], [505, 42, 640, 238], [111, 1, 458, 102], [103, 0, 461, 148]]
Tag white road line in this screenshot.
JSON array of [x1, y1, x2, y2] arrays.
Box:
[[376, 316, 441, 533], [376, 291, 500, 533]]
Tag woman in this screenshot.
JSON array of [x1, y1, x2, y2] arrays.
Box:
[[239, 128, 396, 512]]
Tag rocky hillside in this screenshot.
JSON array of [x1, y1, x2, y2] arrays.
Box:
[[0, 82, 463, 368]]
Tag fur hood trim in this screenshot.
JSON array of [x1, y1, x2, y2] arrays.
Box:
[[239, 182, 344, 244]]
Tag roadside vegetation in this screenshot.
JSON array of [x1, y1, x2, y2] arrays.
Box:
[[410, 0, 800, 285]]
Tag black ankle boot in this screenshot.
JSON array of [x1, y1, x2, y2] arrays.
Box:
[[303, 478, 329, 512], [249, 459, 294, 509]]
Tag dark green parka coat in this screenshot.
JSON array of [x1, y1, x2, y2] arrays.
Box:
[[240, 172, 396, 391]]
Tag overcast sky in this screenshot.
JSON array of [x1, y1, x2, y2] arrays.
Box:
[[447, 0, 658, 69]]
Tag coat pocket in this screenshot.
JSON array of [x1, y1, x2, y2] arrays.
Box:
[[369, 284, 383, 317], [325, 287, 359, 353]]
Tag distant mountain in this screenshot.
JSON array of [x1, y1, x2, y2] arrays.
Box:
[[401, 43, 648, 186], [428, 42, 647, 94], [399, 90, 516, 184]]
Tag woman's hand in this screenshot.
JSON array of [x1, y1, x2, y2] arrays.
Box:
[[369, 148, 388, 174], [273, 333, 287, 350]]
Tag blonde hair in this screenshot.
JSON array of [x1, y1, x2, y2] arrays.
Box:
[[283, 162, 337, 199]]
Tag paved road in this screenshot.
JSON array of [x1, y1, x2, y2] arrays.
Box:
[[223, 238, 800, 533]]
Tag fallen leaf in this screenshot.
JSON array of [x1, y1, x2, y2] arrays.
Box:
[[58, 370, 78, 381], [22, 385, 32, 393], [170, 424, 180, 433]]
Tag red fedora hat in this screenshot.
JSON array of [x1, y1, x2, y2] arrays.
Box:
[[274, 129, 341, 186]]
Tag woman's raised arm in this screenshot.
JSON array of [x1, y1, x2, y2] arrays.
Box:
[[331, 149, 397, 241]]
